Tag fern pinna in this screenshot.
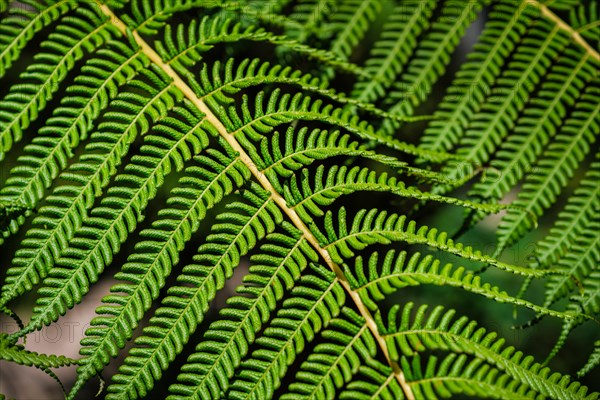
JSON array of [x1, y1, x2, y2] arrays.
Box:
[[0, 0, 598, 399]]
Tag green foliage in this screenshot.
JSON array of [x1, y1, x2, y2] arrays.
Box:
[[0, 0, 598, 399]]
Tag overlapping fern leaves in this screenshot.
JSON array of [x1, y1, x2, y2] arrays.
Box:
[[0, 0, 598, 399]]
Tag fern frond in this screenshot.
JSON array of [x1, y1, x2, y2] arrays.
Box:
[[226, 89, 453, 164], [320, 207, 542, 277], [194, 57, 328, 101], [0, 0, 75, 78], [0, 0, 598, 397], [156, 15, 365, 79], [0, 332, 76, 393], [401, 353, 536, 399], [254, 127, 410, 194], [326, 0, 381, 60], [569, 2, 600, 42], [20, 145, 249, 335], [533, 155, 600, 268], [469, 46, 598, 201], [0, 4, 117, 159], [155, 15, 270, 70], [0, 68, 178, 311], [194, 57, 408, 124], [338, 362, 404, 399], [546, 269, 600, 366], [167, 263, 343, 399], [120, 0, 205, 35], [383, 0, 485, 123], [95, 182, 277, 397], [339, 337, 551, 399], [345, 249, 572, 320], [543, 219, 599, 309], [135, 223, 314, 400], [351, 0, 435, 104], [497, 85, 599, 250], [21, 145, 242, 337], [379, 302, 593, 400], [420, 1, 540, 151], [214, 265, 345, 400], [579, 340, 600, 378], [281, 307, 375, 400], [71, 145, 250, 398], [0, 39, 148, 240], [441, 18, 571, 182], [284, 164, 512, 224], [0, 333, 76, 368]]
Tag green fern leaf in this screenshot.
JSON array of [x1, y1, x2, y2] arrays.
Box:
[[0, 67, 178, 310], [72, 145, 250, 398], [121, 0, 206, 36], [18, 145, 245, 337], [0, 4, 117, 159], [321, 207, 543, 277], [569, 2, 600, 42], [169, 263, 345, 399], [383, 0, 485, 122], [281, 307, 376, 400], [470, 46, 598, 201], [440, 18, 571, 183], [0, 1, 597, 398], [284, 164, 512, 224], [156, 15, 365, 80], [0, 38, 148, 241], [545, 268, 600, 367], [352, 0, 435, 104], [337, 362, 403, 399], [345, 249, 574, 320], [533, 155, 600, 268], [117, 223, 313, 399], [579, 340, 600, 378], [401, 353, 538, 399], [379, 302, 594, 399], [0, 332, 76, 395], [544, 220, 599, 308], [420, 0, 540, 151], [497, 85, 599, 250], [326, 0, 382, 60], [0, 0, 76, 78]]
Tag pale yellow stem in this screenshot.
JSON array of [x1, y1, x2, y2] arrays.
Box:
[[97, 2, 415, 399]]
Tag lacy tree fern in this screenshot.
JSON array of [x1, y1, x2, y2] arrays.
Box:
[[0, 0, 598, 399]]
